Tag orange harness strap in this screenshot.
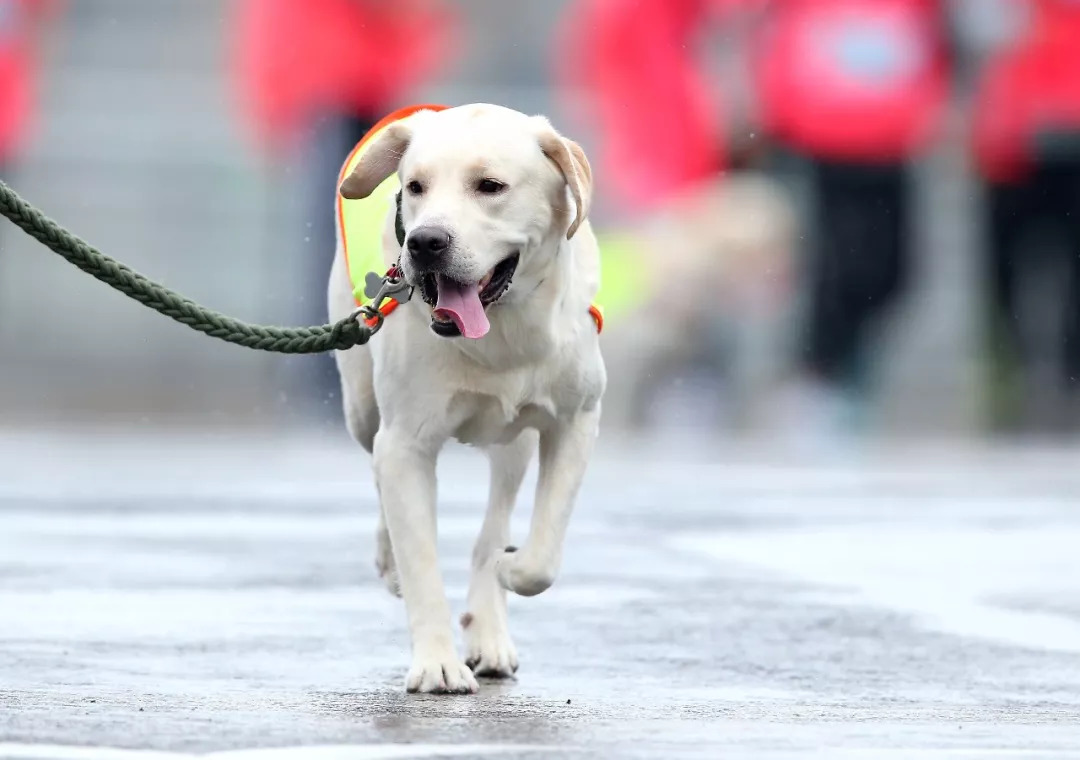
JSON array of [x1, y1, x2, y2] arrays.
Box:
[[363, 297, 401, 328], [588, 304, 604, 333]]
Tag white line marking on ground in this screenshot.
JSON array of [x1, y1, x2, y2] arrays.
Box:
[[0, 743, 556, 760]]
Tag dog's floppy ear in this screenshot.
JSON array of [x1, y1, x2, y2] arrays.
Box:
[[535, 119, 593, 239], [339, 122, 413, 200]]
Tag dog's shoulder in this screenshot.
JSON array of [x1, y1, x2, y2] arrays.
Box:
[[569, 219, 601, 303]]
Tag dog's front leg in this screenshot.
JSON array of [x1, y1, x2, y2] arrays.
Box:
[[496, 407, 600, 597], [373, 427, 478, 694], [463, 430, 537, 677]]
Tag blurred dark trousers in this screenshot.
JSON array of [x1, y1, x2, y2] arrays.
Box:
[[802, 160, 909, 388], [985, 161, 1080, 403], [289, 112, 376, 422]]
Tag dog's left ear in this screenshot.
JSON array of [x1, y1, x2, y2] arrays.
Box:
[[535, 119, 592, 239], [340, 121, 414, 200]]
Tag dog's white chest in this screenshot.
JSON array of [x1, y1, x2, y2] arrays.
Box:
[[449, 391, 556, 447]]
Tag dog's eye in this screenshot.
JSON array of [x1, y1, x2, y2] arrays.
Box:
[[406, 180, 424, 196], [476, 178, 506, 195]]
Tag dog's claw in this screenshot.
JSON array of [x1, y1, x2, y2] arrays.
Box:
[[405, 653, 479, 694], [468, 658, 518, 679], [466, 654, 518, 679], [463, 612, 519, 679]]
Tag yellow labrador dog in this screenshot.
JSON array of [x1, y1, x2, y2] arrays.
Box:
[[328, 104, 604, 693]]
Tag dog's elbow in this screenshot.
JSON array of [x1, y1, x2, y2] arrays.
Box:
[[498, 553, 558, 597], [512, 570, 557, 597]]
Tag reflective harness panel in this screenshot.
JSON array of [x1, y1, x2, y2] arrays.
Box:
[[336, 104, 603, 334]]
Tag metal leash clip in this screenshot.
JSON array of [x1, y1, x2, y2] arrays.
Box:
[[350, 268, 413, 334]]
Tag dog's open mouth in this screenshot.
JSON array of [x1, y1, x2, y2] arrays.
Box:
[[419, 254, 519, 339]]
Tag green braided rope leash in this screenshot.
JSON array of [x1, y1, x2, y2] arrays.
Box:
[[0, 181, 379, 353]]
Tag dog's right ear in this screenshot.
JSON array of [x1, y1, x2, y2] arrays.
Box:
[[339, 122, 413, 200]]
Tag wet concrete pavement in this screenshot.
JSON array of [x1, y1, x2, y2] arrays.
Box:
[[2, 430, 1080, 758]]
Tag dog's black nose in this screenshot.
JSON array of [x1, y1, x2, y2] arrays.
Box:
[[406, 226, 451, 267]]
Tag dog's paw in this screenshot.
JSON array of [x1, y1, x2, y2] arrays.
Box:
[[405, 648, 479, 694], [375, 560, 401, 598], [495, 547, 556, 597], [461, 611, 518, 679], [375, 528, 401, 598]]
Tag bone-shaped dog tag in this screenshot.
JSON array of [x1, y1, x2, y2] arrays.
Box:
[[363, 271, 384, 300], [363, 270, 413, 305]]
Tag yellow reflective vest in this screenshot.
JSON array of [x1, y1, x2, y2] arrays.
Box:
[[337, 104, 648, 332]]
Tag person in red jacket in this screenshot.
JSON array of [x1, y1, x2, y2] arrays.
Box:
[[971, 0, 1080, 431], [0, 0, 59, 323], [752, 0, 951, 423], [562, 0, 952, 433], [231, 0, 455, 157], [557, 0, 754, 215], [229, 0, 456, 413], [0, 0, 57, 174]]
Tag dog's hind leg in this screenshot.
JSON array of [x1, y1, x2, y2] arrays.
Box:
[[338, 348, 379, 453], [496, 408, 599, 597], [462, 430, 536, 677], [334, 346, 399, 595], [372, 484, 400, 598]]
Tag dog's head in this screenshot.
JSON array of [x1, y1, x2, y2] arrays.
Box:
[[339, 104, 592, 339]]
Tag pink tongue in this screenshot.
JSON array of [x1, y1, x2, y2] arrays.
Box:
[[433, 274, 490, 339]]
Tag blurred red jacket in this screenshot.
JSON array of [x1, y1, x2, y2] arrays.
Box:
[[560, 0, 947, 210], [753, 0, 950, 163], [557, 0, 756, 212], [231, 0, 456, 151], [972, 0, 1080, 183], [0, 0, 57, 165]]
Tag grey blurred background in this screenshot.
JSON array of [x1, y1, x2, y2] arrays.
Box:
[[0, 0, 1068, 443], [1, 0, 577, 430]]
